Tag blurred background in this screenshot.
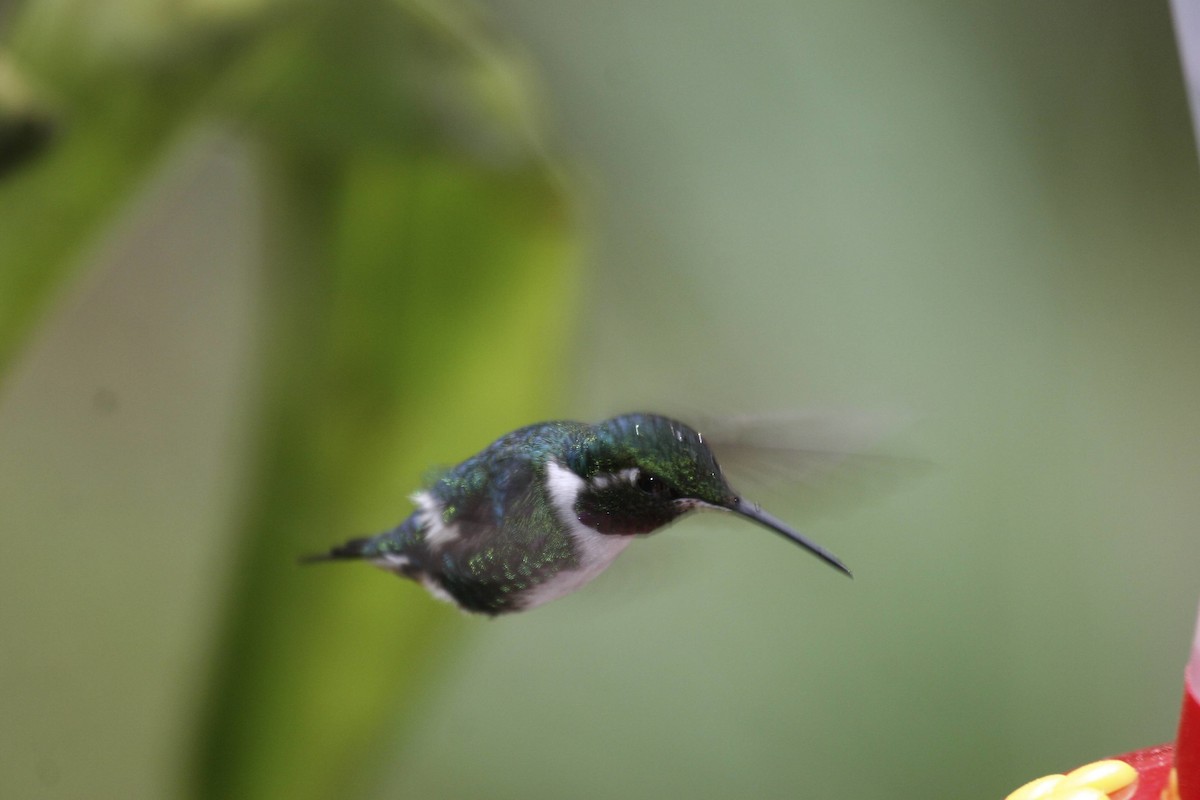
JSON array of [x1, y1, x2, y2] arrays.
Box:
[[2, 1, 1199, 798]]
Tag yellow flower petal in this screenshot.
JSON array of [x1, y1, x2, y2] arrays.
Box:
[[1005, 774, 1065, 800], [1052, 789, 1109, 800], [1061, 760, 1138, 794]]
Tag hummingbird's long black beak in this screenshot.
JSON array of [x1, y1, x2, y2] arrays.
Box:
[[727, 499, 853, 577]]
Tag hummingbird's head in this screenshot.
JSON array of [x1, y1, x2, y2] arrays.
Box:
[[564, 413, 735, 534], [556, 413, 851, 576]]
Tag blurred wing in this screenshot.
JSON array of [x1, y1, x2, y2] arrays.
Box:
[[694, 409, 924, 513]]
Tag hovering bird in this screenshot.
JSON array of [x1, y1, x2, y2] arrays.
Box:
[[303, 413, 851, 615]]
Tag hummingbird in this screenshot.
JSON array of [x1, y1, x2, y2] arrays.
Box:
[[303, 413, 851, 616]]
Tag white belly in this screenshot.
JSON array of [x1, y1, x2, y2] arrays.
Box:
[[522, 460, 637, 610], [520, 528, 633, 610]]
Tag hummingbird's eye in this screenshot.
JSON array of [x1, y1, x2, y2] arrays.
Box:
[[635, 472, 675, 498]]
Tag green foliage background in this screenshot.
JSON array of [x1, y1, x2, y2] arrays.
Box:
[[2, 1, 1200, 799], [2, 1, 576, 798]]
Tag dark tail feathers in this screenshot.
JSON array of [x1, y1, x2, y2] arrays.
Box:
[[298, 537, 373, 564]]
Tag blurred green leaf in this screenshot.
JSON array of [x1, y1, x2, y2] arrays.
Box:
[[192, 144, 575, 800], [0, 0, 266, 377], [186, 3, 577, 800]]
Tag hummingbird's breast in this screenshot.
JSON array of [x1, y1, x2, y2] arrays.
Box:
[[515, 460, 634, 610], [515, 525, 633, 610]]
